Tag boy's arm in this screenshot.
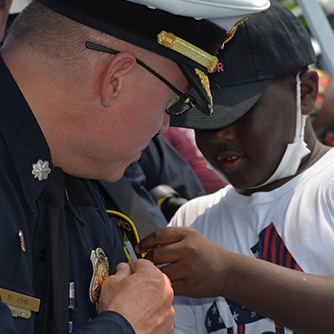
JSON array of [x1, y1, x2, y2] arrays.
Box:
[[136, 226, 334, 334]]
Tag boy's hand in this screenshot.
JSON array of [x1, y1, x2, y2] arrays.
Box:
[[135, 226, 229, 298]]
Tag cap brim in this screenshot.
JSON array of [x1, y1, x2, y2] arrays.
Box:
[[170, 79, 271, 130], [36, 0, 226, 115]]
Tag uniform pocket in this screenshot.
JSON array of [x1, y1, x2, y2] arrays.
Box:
[[0, 280, 37, 334]]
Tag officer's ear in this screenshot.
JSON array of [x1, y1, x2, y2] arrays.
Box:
[[100, 52, 137, 107], [299, 68, 319, 116]]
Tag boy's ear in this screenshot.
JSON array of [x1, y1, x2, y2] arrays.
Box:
[[100, 52, 137, 107], [299, 68, 319, 116]]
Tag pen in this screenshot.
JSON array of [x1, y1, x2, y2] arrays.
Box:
[[69, 282, 75, 333]]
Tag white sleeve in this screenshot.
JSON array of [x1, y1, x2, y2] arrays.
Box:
[[173, 296, 198, 334]]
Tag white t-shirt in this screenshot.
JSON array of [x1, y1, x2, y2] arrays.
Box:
[[169, 149, 334, 334]]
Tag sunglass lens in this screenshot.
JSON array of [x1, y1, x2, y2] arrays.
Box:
[[167, 97, 192, 116]]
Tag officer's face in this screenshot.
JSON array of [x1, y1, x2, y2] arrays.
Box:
[[93, 56, 190, 182]]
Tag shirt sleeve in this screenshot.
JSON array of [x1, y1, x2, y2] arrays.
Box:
[[71, 311, 136, 334]]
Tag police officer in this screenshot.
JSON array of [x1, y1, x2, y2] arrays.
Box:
[[0, 0, 270, 333]]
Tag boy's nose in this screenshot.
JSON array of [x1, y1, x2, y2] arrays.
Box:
[[210, 126, 236, 143]]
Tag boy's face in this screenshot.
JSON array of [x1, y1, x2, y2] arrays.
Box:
[[195, 76, 297, 190]]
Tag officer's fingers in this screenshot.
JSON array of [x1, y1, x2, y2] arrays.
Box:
[[127, 258, 155, 271], [114, 262, 132, 278], [97, 265, 131, 314], [100, 261, 146, 296], [116, 262, 130, 272], [127, 260, 174, 307], [101, 263, 131, 293], [135, 226, 186, 253], [127, 258, 168, 281]]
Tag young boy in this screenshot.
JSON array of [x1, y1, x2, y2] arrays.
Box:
[[136, 1, 334, 333]]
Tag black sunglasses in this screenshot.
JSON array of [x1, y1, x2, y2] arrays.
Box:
[[85, 41, 204, 116]]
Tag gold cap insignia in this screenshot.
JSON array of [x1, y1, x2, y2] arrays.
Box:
[[221, 17, 249, 50], [195, 69, 213, 106], [158, 31, 218, 73]]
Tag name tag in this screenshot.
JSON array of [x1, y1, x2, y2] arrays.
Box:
[[0, 288, 40, 319]]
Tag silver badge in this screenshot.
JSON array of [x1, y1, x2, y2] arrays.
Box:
[[31, 159, 51, 181]]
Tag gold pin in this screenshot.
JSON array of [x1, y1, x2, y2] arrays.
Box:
[[220, 17, 249, 49], [195, 68, 213, 106], [158, 31, 218, 73], [18, 230, 26, 253]]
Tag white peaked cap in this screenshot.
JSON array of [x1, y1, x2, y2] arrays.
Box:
[[127, 0, 270, 30], [9, 0, 31, 14]]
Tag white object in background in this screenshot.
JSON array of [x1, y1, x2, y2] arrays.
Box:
[[296, 0, 334, 77], [127, 0, 270, 30], [319, 0, 334, 16], [9, 0, 31, 14]]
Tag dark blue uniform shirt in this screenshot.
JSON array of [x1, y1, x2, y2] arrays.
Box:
[[0, 56, 134, 333], [124, 134, 206, 228]]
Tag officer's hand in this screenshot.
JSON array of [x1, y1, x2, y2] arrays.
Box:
[[135, 226, 230, 298], [98, 259, 174, 334]]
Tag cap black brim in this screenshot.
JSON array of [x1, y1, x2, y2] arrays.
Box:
[[170, 79, 271, 130]]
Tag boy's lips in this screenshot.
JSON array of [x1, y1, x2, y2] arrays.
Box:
[[217, 152, 244, 171]]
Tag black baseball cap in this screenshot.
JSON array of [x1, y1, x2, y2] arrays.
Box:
[[35, 0, 229, 116], [170, 0, 316, 130]]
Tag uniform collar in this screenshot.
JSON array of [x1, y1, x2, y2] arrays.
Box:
[[0, 55, 53, 209]]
